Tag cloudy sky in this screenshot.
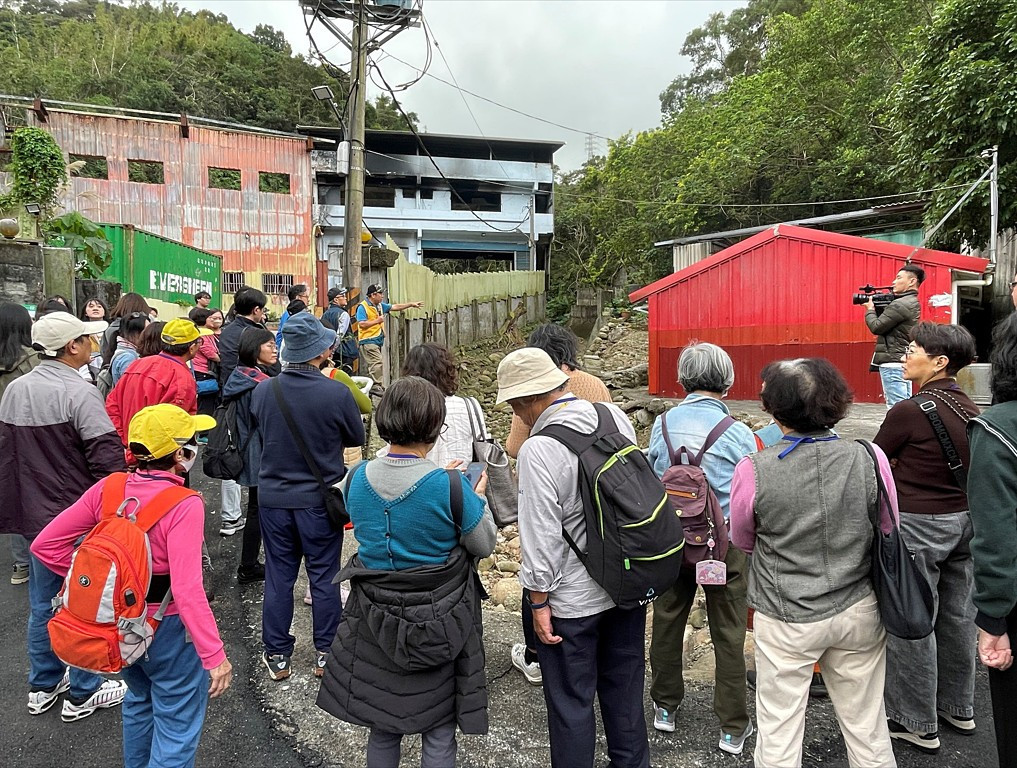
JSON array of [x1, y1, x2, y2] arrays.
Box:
[[178, 0, 744, 169]]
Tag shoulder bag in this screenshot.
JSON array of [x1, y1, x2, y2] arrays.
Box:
[[912, 390, 970, 489], [463, 396, 518, 527], [857, 439, 935, 639], [271, 378, 349, 530]]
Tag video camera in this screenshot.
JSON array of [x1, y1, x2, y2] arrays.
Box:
[[851, 284, 895, 316]]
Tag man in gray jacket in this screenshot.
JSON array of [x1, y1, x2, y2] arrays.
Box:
[[497, 347, 650, 768], [863, 264, 923, 409]]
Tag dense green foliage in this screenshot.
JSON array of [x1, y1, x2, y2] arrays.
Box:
[[0, 0, 416, 131], [46, 210, 112, 278], [552, 0, 1017, 318], [0, 125, 66, 215]]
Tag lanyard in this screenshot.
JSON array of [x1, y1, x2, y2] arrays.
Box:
[[777, 434, 840, 459], [387, 452, 420, 460], [551, 395, 578, 413]]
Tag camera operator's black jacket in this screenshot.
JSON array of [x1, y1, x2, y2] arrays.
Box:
[[865, 289, 920, 368]]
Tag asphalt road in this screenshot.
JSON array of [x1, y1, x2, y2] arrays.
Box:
[[0, 454, 1002, 768]]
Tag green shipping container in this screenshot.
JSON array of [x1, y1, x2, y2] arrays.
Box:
[[99, 224, 221, 308]]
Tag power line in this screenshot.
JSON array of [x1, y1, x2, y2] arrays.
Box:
[[375, 48, 611, 141], [370, 61, 530, 233]]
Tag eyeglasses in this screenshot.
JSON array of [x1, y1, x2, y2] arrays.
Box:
[[904, 346, 945, 359], [1010, 281, 1017, 289]]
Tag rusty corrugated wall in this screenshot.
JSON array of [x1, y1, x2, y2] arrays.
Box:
[[27, 109, 314, 306]]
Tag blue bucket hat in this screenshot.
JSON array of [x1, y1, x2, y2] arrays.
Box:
[[281, 312, 337, 364]]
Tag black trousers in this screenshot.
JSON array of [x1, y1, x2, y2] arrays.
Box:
[[989, 606, 1017, 768], [535, 604, 650, 768], [239, 486, 262, 571]]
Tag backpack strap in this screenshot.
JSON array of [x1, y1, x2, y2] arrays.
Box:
[[100, 473, 130, 518], [693, 415, 737, 466], [446, 469, 464, 534], [133, 486, 199, 532], [536, 402, 619, 457]]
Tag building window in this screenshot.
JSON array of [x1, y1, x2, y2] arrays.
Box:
[[222, 271, 245, 295], [364, 185, 396, 208], [450, 181, 500, 212], [127, 160, 165, 185], [208, 167, 241, 191], [262, 273, 294, 297], [259, 171, 290, 194], [419, 189, 433, 200], [68, 154, 109, 180]]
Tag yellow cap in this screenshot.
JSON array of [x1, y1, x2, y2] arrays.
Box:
[[128, 404, 216, 460], [160, 318, 200, 345]]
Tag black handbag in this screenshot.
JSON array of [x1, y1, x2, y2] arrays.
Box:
[[857, 440, 935, 640], [271, 378, 350, 530]]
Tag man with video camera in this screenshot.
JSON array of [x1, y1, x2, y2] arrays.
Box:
[[861, 264, 924, 409]]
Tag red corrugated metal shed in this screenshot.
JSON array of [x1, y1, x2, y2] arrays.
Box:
[[629, 225, 989, 404]]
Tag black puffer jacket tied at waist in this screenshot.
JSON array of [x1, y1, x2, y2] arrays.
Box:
[[315, 546, 488, 735]]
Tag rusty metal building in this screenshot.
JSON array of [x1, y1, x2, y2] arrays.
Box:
[[2, 99, 315, 309]]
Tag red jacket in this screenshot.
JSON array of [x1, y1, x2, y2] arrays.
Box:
[[106, 353, 198, 451]]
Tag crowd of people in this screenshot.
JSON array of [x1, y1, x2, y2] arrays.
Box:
[[0, 265, 1015, 768]]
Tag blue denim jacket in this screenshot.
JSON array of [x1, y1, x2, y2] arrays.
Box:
[[648, 394, 757, 520]]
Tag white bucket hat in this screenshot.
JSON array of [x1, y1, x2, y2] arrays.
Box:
[[32, 312, 107, 357], [496, 348, 569, 404]]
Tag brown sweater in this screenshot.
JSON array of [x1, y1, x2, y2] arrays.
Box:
[[505, 369, 612, 458], [873, 378, 980, 515]]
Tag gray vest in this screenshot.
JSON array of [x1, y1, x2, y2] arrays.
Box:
[[748, 434, 877, 623]]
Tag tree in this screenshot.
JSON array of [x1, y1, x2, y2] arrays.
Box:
[[891, 0, 1017, 247]]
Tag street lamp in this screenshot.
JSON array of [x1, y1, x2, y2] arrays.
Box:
[[24, 202, 41, 215]]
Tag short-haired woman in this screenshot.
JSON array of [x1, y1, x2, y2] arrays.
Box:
[[399, 342, 488, 466], [221, 327, 279, 580], [646, 342, 757, 754], [109, 312, 150, 387], [317, 376, 496, 768], [729, 358, 897, 767], [967, 313, 1017, 767], [873, 322, 980, 752]]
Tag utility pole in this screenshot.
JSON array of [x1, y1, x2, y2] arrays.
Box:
[[528, 192, 536, 271], [988, 144, 999, 265], [343, 5, 369, 300], [301, 0, 421, 300]]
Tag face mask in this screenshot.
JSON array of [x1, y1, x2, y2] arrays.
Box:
[[178, 443, 198, 473]]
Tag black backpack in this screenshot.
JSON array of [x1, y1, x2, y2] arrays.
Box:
[[534, 402, 683, 609], [202, 399, 251, 480]]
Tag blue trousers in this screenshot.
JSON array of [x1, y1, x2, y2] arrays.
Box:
[[121, 615, 209, 768], [260, 505, 343, 654], [536, 605, 650, 768], [879, 363, 912, 409], [28, 555, 104, 699]]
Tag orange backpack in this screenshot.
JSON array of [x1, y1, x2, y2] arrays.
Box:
[[48, 473, 197, 674]]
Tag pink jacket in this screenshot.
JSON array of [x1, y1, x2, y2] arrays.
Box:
[[31, 470, 225, 670]]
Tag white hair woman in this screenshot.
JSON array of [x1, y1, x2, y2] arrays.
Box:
[[646, 342, 758, 754]]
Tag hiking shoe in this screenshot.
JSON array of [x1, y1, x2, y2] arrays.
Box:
[[938, 711, 976, 734], [303, 585, 313, 606], [219, 518, 245, 536], [510, 643, 542, 686], [888, 720, 940, 753], [314, 652, 328, 678], [652, 702, 676, 733], [237, 562, 265, 585], [719, 721, 754, 755], [61, 679, 127, 722], [262, 653, 291, 681], [11, 562, 29, 585], [28, 670, 69, 715], [746, 669, 757, 690]]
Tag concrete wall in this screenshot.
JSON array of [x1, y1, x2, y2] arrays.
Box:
[[383, 292, 546, 386], [0, 240, 75, 310]]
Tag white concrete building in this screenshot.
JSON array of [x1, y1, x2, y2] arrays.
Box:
[[298, 127, 562, 285]]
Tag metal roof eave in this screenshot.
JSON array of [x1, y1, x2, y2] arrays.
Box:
[[630, 224, 989, 303]]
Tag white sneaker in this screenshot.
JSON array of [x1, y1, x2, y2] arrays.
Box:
[[652, 702, 676, 733], [61, 679, 127, 722], [510, 643, 542, 685], [28, 670, 70, 715]]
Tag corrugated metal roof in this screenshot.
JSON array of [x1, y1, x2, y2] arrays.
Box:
[[632, 225, 989, 302]]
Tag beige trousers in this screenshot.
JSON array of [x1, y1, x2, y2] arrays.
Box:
[[753, 592, 896, 768], [359, 343, 384, 385]]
